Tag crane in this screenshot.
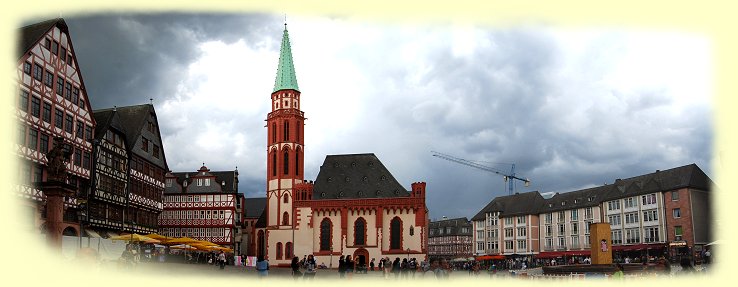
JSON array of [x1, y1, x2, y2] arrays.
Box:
[[431, 150, 530, 196]]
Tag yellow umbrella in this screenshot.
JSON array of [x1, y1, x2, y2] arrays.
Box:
[[109, 233, 160, 243], [162, 237, 198, 245], [194, 240, 218, 246], [145, 233, 173, 242], [170, 244, 197, 251]]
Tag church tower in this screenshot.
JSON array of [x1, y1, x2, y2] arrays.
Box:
[[266, 24, 305, 231]]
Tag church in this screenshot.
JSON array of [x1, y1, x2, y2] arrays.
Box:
[[254, 25, 429, 267]]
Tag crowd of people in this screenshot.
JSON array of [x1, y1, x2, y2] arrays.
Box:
[[280, 255, 456, 280]]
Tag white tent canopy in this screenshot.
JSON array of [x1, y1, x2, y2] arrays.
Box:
[[705, 240, 721, 246]]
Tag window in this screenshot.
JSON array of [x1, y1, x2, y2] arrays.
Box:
[[282, 212, 289, 225], [82, 151, 90, 169], [44, 38, 51, 49], [584, 221, 592, 234], [642, 194, 657, 205], [505, 240, 514, 250], [295, 152, 299, 175], [354, 218, 366, 245], [517, 216, 526, 224], [65, 113, 73, 133], [571, 222, 579, 235], [56, 76, 64, 96], [31, 96, 41, 118], [625, 212, 639, 224], [66, 82, 73, 104], [153, 145, 160, 159], [557, 237, 565, 248], [33, 63, 43, 81], [390, 217, 402, 249], [504, 217, 513, 225], [672, 191, 679, 201], [558, 211, 565, 222], [571, 236, 579, 248], [571, 210, 579, 221], [643, 209, 658, 222], [625, 228, 640, 244], [28, 128, 38, 150], [476, 230, 484, 239], [55, 108, 63, 129], [673, 208, 681, 218], [276, 242, 283, 260], [141, 137, 148, 152], [74, 149, 81, 166], [39, 133, 49, 153], [505, 228, 513, 237], [285, 242, 293, 258], [204, 178, 210, 186], [558, 224, 565, 235], [545, 213, 552, 224], [477, 242, 484, 250], [85, 125, 92, 142], [271, 153, 276, 176], [283, 195, 289, 204], [60, 47, 67, 62], [73, 88, 80, 106], [76, 121, 83, 139], [545, 225, 552, 237], [608, 200, 621, 211], [51, 40, 59, 55], [271, 123, 276, 143], [517, 240, 527, 250], [624, 197, 638, 208], [675, 226, 683, 237], [44, 70, 53, 87], [585, 207, 593, 219], [611, 229, 623, 245], [283, 150, 289, 175], [644, 227, 660, 243], [517, 227, 526, 237], [19, 89, 29, 112], [42, 102, 51, 123], [545, 238, 553, 249], [607, 214, 621, 226], [283, 121, 289, 141], [23, 61, 31, 75]]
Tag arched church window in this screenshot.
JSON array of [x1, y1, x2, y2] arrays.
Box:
[[320, 218, 332, 251], [282, 212, 289, 226], [271, 153, 277, 177], [354, 218, 366, 245], [390, 217, 402, 250], [283, 150, 289, 175], [284, 194, 289, 204]]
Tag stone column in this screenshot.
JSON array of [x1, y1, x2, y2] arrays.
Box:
[[40, 181, 76, 250]]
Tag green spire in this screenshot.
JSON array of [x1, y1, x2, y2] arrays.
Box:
[[273, 24, 299, 92]]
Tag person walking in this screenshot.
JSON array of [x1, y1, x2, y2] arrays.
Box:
[[338, 255, 346, 278], [304, 255, 317, 280], [392, 257, 401, 279], [256, 256, 269, 278], [218, 251, 226, 269], [370, 258, 375, 271], [409, 258, 417, 278], [383, 257, 391, 279], [612, 263, 625, 280], [291, 256, 302, 279], [345, 255, 355, 279]]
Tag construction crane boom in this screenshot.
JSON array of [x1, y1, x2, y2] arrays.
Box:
[[431, 150, 530, 195]]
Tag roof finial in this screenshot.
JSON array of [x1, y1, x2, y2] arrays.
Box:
[[150, 98, 153, 105], [284, 14, 288, 30], [113, 105, 117, 111]]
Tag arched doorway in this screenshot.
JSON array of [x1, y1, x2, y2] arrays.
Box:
[[353, 248, 370, 268], [62, 226, 78, 236], [257, 230, 265, 259]]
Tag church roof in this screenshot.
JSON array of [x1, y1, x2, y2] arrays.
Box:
[[272, 25, 299, 92], [312, 153, 410, 200]]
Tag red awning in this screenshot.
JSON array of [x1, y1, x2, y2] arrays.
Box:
[[536, 250, 591, 259], [612, 243, 666, 251], [476, 255, 505, 261]]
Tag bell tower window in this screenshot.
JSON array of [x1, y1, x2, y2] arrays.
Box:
[[283, 150, 289, 175]]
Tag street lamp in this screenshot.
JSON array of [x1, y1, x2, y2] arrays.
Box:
[[77, 207, 86, 248], [407, 248, 410, 260], [330, 246, 333, 269]]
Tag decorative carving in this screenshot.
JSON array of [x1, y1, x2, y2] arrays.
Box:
[[46, 137, 72, 183]]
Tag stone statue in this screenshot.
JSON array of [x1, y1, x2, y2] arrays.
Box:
[[46, 137, 72, 182]]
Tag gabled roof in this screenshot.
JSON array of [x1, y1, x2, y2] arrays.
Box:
[[312, 153, 410, 200], [272, 25, 299, 92], [165, 168, 238, 194], [93, 104, 168, 170], [244, 197, 267, 218], [18, 18, 64, 58], [429, 217, 472, 237], [471, 191, 546, 221], [538, 185, 603, 213], [254, 209, 267, 228], [92, 109, 126, 140]]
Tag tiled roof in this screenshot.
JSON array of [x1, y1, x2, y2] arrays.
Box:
[[18, 18, 63, 58], [471, 191, 546, 221], [312, 153, 410, 200], [429, 217, 472, 238], [244, 197, 267, 218], [165, 169, 238, 194]]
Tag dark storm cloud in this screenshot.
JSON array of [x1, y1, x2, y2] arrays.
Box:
[[64, 13, 280, 109]]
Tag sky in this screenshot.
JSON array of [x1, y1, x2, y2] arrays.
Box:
[[27, 12, 713, 220]]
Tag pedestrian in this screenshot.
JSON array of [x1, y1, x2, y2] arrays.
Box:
[[424, 258, 440, 279], [383, 257, 391, 279], [370, 258, 375, 271], [392, 257, 401, 279], [217, 251, 226, 269], [704, 248, 711, 265], [409, 258, 417, 278], [256, 256, 269, 278], [291, 256, 302, 279], [401, 258, 409, 279], [338, 255, 346, 278], [345, 255, 355, 279], [612, 263, 625, 280], [304, 255, 317, 280], [439, 258, 451, 279]]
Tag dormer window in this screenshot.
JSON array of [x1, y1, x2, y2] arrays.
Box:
[[548, 203, 553, 207], [561, 201, 566, 206]]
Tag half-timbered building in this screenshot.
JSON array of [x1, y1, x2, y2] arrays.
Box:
[[160, 166, 240, 250], [16, 18, 95, 236], [254, 25, 429, 267], [98, 104, 169, 234]]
